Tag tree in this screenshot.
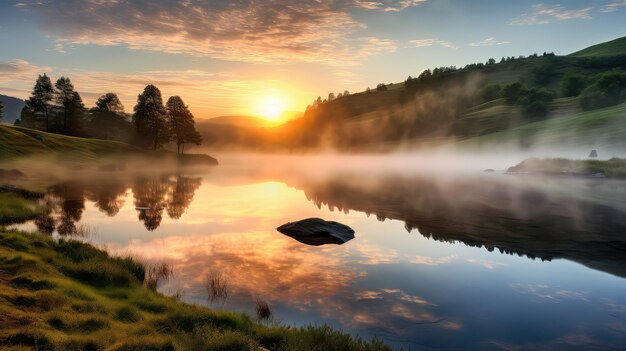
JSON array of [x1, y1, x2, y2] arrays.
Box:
[[25, 74, 55, 131], [64, 92, 86, 136], [90, 93, 127, 140], [501, 82, 527, 104], [486, 58, 496, 65], [376, 83, 387, 92], [328, 92, 335, 102], [518, 88, 555, 119], [0, 99, 3, 120], [133, 85, 169, 150], [479, 84, 502, 102], [55, 76, 76, 133], [166, 96, 202, 154], [343, 90, 350, 96], [560, 74, 587, 97]]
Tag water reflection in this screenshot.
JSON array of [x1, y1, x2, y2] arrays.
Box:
[[291, 173, 626, 278], [30, 175, 201, 234], [5, 166, 626, 350]]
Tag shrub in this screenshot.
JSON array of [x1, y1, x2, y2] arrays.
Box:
[[560, 74, 587, 97]]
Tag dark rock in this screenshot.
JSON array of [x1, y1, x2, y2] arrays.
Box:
[[276, 218, 355, 246]]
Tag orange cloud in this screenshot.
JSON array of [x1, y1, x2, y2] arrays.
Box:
[[17, 0, 406, 64]]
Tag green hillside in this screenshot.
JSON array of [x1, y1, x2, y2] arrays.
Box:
[[569, 36, 626, 57], [0, 125, 141, 160], [460, 101, 626, 151]]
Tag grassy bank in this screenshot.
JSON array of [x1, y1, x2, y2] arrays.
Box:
[[0, 229, 391, 351], [507, 157, 626, 177], [0, 125, 217, 166]]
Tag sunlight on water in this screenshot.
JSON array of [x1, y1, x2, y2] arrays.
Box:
[[11, 159, 626, 350]]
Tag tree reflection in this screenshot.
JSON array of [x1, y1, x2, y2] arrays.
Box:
[[48, 181, 86, 236], [295, 174, 626, 278], [166, 176, 202, 219], [85, 179, 127, 216]]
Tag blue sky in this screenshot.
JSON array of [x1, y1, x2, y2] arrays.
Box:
[[1, 0, 625, 118]]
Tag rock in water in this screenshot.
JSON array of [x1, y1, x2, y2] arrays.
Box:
[[277, 218, 355, 246]]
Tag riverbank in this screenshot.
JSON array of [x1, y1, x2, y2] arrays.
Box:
[[506, 157, 626, 178], [0, 228, 391, 351]]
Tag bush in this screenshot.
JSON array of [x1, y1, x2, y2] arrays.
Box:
[[479, 84, 502, 102], [518, 88, 555, 119], [560, 74, 587, 97], [580, 71, 626, 109], [501, 82, 527, 104]]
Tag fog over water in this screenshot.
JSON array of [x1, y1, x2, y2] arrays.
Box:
[[11, 153, 626, 350]]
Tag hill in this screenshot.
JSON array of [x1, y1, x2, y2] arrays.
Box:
[[0, 125, 218, 167], [569, 36, 626, 57], [0, 94, 26, 124], [202, 115, 274, 128], [195, 36, 626, 151]]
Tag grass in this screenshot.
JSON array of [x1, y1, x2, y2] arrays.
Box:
[[460, 101, 626, 151], [0, 125, 218, 166], [0, 125, 141, 161], [205, 271, 229, 305], [0, 191, 45, 225], [568, 36, 626, 57], [507, 157, 626, 177], [0, 229, 393, 351]]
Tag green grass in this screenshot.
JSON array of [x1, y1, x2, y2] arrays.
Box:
[[460, 101, 626, 150], [0, 229, 392, 351], [569, 36, 626, 57], [507, 157, 626, 177], [0, 192, 45, 225], [0, 125, 142, 161]]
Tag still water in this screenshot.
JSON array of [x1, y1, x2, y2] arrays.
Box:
[[13, 155, 626, 350]]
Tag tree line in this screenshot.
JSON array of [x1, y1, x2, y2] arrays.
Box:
[[16, 74, 202, 153]]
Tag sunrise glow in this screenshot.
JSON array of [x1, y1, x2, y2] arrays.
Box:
[[256, 95, 287, 122]]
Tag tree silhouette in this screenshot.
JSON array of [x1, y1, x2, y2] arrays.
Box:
[[55, 76, 75, 133], [133, 85, 170, 150], [90, 93, 127, 140], [166, 96, 202, 154], [26, 74, 55, 131], [166, 176, 202, 219]]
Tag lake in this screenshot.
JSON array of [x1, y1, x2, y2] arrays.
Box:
[[12, 154, 626, 350]]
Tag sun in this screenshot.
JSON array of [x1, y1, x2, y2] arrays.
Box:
[[257, 95, 286, 122]]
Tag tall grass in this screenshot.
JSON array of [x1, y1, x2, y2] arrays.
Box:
[[205, 271, 229, 305], [144, 263, 174, 291]]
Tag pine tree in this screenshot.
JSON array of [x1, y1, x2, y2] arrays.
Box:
[[55, 76, 76, 133], [25, 74, 55, 131], [166, 96, 202, 154], [65, 91, 86, 136], [133, 85, 169, 150], [91, 93, 126, 140]]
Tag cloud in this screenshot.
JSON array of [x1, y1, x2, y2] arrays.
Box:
[[409, 38, 456, 49], [466, 258, 508, 269], [468, 37, 511, 47], [353, 0, 427, 12], [0, 59, 51, 83], [509, 4, 592, 25], [410, 254, 457, 266], [15, 0, 401, 64], [509, 283, 588, 302], [601, 0, 626, 12]]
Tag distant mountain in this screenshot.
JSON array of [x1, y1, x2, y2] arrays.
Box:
[[569, 36, 626, 57], [203, 115, 274, 128], [0, 95, 25, 124]]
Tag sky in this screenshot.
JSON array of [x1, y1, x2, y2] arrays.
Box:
[[1, 0, 625, 120]]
